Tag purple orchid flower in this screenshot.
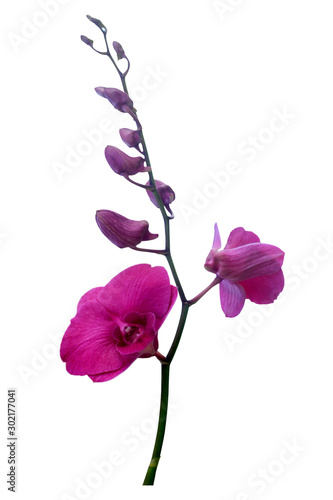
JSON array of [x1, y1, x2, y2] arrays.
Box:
[[60, 264, 178, 382], [205, 224, 285, 317]]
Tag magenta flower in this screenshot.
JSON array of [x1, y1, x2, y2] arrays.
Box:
[[96, 210, 158, 248], [95, 87, 134, 113], [105, 146, 150, 176], [146, 180, 175, 215], [60, 264, 177, 382], [205, 224, 284, 317]]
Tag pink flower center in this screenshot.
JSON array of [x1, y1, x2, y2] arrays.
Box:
[[123, 325, 140, 342]]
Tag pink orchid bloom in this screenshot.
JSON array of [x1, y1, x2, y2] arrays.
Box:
[[60, 264, 177, 382], [205, 224, 284, 317]]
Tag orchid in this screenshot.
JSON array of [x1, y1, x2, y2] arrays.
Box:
[[205, 224, 284, 317], [60, 264, 177, 382], [61, 14, 286, 488]]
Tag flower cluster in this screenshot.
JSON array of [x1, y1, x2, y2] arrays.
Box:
[[61, 15, 285, 386]]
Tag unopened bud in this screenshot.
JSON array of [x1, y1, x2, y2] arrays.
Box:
[[95, 87, 133, 113], [86, 15, 107, 34], [146, 180, 175, 215], [113, 41, 125, 60], [119, 128, 141, 150], [96, 210, 158, 249], [81, 35, 94, 47], [105, 146, 150, 176]]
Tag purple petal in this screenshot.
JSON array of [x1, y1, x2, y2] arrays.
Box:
[[239, 269, 285, 304], [155, 284, 178, 331], [219, 280, 246, 318], [204, 223, 222, 274], [88, 358, 137, 383], [98, 264, 177, 323], [77, 287, 102, 309], [216, 243, 284, 281], [212, 223, 222, 250], [60, 301, 124, 376], [224, 227, 260, 249]]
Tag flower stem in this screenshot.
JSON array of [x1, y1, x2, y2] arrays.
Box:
[[142, 302, 189, 485], [166, 302, 189, 363], [188, 276, 222, 306], [143, 363, 170, 485], [133, 247, 167, 255]]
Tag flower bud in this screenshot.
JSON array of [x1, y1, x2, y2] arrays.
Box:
[[146, 180, 175, 214], [86, 15, 107, 33], [119, 128, 141, 150], [96, 210, 158, 249], [95, 87, 133, 113], [105, 146, 150, 176], [81, 35, 94, 47], [113, 41, 125, 60]]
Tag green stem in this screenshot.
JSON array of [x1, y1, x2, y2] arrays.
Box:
[[166, 302, 189, 363], [143, 302, 189, 484], [143, 363, 170, 485]]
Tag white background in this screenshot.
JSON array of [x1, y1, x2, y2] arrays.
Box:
[[1, 1, 333, 499]]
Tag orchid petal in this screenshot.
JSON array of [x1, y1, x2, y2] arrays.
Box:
[[239, 269, 285, 304], [216, 243, 284, 281], [204, 223, 222, 273], [98, 264, 177, 322], [219, 280, 246, 318], [212, 223, 222, 250], [60, 301, 124, 376], [224, 227, 260, 249]]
